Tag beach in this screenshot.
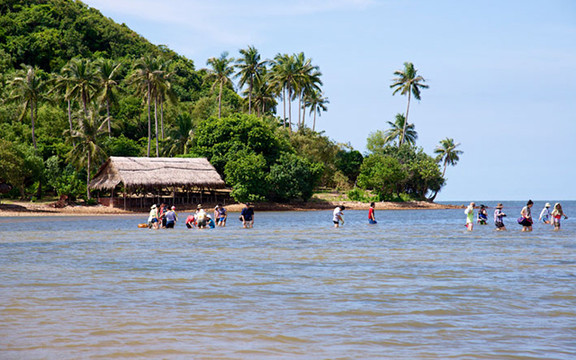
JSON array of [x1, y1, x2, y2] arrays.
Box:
[[0, 198, 461, 217]]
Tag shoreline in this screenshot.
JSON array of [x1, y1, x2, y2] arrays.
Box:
[[0, 200, 462, 217]]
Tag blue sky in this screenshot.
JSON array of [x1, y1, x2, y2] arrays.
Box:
[[83, 0, 576, 201]]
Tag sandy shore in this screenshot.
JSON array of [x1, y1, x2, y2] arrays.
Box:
[[0, 199, 462, 217]]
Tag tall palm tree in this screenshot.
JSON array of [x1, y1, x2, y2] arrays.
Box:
[[269, 53, 300, 132], [151, 58, 175, 141], [384, 113, 417, 147], [293, 52, 322, 130], [304, 89, 329, 131], [67, 108, 108, 199], [390, 62, 428, 146], [206, 52, 235, 118], [7, 65, 47, 149], [62, 58, 98, 116], [236, 45, 267, 115], [50, 70, 76, 145], [434, 138, 463, 176], [128, 56, 158, 157], [96, 59, 122, 136]]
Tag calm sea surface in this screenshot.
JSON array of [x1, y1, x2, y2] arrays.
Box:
[[1, 201, 575, 359]]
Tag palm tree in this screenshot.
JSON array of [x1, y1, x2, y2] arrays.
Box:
[[50, 70, 75, 145], [434, 138, 463, 176], [206, 52, 235, 118], [384, 113, 417, 147], [293, 52, 322, 130], [251, 68, 277, 117], [96, 59, 122, 136], [163, 113, 194, 156], [304, 89, 329, 131], [67, 108, 108, 199], [7, 65, 47, 149], [236, 45, 267, 115], [62, 58, 98, 116], [151, 58, 175, 141], [269, 53, 300, 132], [390, 62, 428, 146], [128, 56, 158, 157]]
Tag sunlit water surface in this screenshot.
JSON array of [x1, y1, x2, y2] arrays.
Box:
[[1, 201, 575, 359]]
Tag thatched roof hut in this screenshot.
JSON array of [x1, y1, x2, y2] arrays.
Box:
[[89, 157, 225, 191]]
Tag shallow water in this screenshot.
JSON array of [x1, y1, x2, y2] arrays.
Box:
[[1, 201, 575, 359]]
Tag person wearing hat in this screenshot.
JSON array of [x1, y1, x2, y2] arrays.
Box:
[[539, 203, 552, 224], [240, 202, 254, 228], [551, 203, 568, 231], [147, 204, 159, 229], [477, 204, 488, 225], [165, 206, 178, 229], [214, 204, 227, 227], [196, 204, 207, 228], [464, 202, 475, 231], [494, 203, 507, 231]]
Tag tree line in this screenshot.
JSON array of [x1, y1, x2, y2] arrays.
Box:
[[0, 0, 461, 204]]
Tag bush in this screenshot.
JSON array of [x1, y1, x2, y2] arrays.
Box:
[[267, 153, 321, 202]]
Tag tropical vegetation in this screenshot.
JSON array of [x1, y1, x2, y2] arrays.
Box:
[[0, 0, 461, 205]]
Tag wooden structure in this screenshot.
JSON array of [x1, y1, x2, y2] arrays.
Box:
[[89, 157, 227, 209]]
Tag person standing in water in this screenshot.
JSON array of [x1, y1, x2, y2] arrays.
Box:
[[477, 204, 488, 225], [551, 203, 568, 231], [368, 202, 377, 224], [539, 203, 552, 224], [165, 206, 178, 228], [519, 200, 534, 232], [240, 202, 254, 228], [148, 204, 159, 230], [333, 205, 345, 228], [494, 203, 507, 231], [465, 202, 475, 231]]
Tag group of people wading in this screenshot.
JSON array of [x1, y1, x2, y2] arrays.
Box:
[[146, 202, 255, 229], [465, 200, 568, 232]]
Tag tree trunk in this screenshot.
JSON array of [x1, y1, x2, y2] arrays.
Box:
[[302, 98, 307, 130], [106, 98, 111, 137], [30, 102, 37, 149], [297, 92, 302, 130], [282, 87, 286, 129], [287, 86, 292, 134], [313, 108, 317, 132], [218, 82, 222, 118], [248, 77, 253, 115], [160, 98, 165, 140], [147, 83, 151, 157], [400, 90, 411, 146], [87, 149, 91, 199], [68, 99, 75, 146], [442, 158, 448, 177], [154, 97, 159, 157]]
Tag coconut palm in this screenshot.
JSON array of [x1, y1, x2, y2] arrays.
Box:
[[151, 58, 176, 141], [390, 62, 428, 146], [294, 53, 323, 130], [163, 113, 194, 156], [236, 45, 267, 115], [304, 89, 329, 131], [96, 59, 122, 136], [67, 108, 108, 199], [128, 55, 159, 157], [62, 58, 98, 115], [6, 65, 48, 149], [434, 138, 463, 176], [206, 52, 235, 118], [269, 53, 300, 132], [384, 113, 417, 147], [50, 70, 76, 144], [250, 68, 277, 117]]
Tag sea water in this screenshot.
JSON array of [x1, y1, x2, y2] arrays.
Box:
[[1, 201, 575, 359]]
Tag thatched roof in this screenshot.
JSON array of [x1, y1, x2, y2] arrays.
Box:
[[89, 157, 225, 190]]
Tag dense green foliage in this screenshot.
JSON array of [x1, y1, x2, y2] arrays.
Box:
[[0, 0, 459, 204]]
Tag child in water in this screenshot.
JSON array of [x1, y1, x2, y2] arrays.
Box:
[[539, 203, 551, 224], [333, 205, 345, 228]]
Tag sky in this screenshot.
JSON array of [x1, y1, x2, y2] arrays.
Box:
[[82, 0, 576, 202]]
